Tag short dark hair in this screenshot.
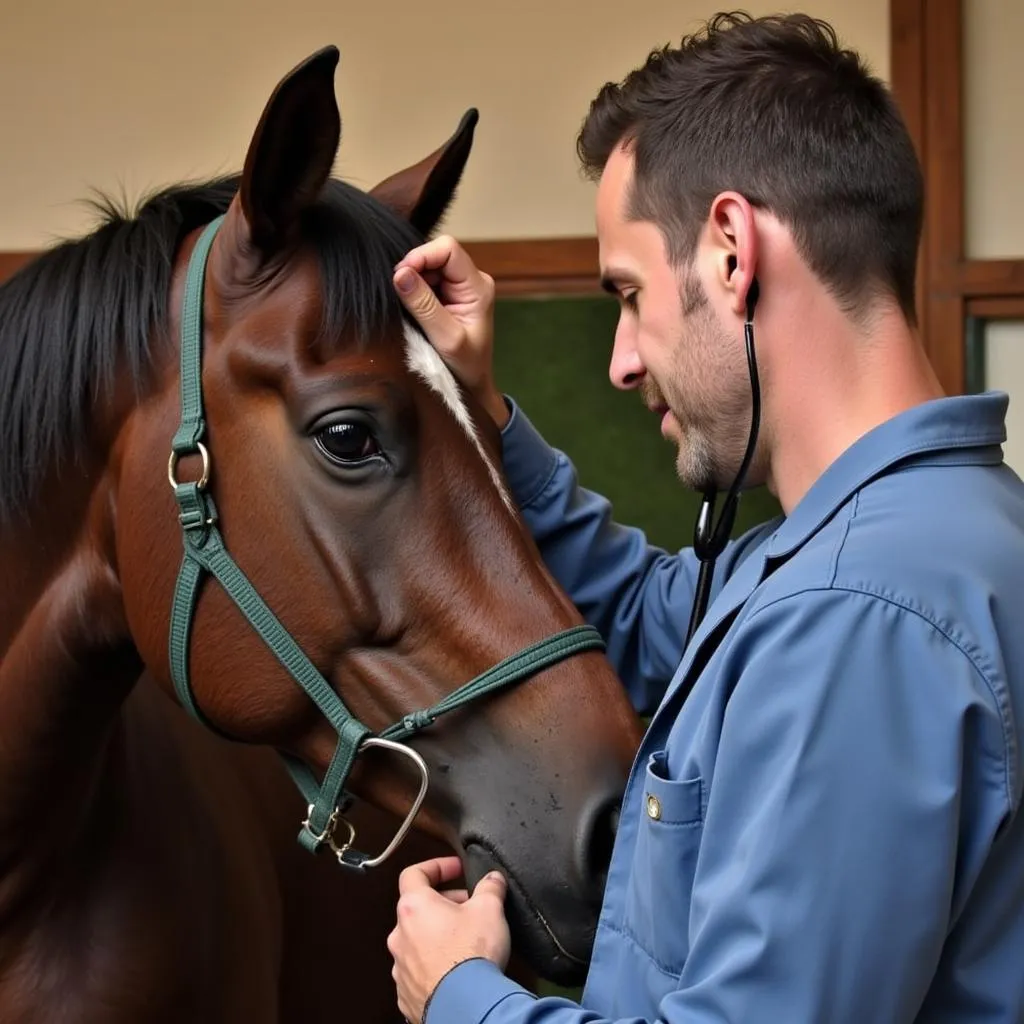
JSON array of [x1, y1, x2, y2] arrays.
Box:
[[577, 11, 923, 324]]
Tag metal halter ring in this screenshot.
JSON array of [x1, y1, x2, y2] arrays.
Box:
[[314, 737, 431, 871], [351, 737, 431, 869], [168, 442, 211, 491], [324, 816, 359, 861]]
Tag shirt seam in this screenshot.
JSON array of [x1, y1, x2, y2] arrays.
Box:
[[746, 584, 1017, 817], [517, 450, 562, 510], [601, 919, 684, 979], [770, 432, 1005, 558], [426, 965, 538, 1024], [478, 990, 539, 1022], [826, 492, 856, 586]]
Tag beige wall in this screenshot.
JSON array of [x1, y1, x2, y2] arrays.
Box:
[[965, 0, 1024, 473], [0, 1, 888, 249], [964, 0, 1024, 260], [984, 322, 1024, 474]]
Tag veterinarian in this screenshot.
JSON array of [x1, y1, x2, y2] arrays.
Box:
[[387, 11, 1024, 1023]]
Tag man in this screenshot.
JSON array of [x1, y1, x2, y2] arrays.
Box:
[[387, 11, 1024, 1024]]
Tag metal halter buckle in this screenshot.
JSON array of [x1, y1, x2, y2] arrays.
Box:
[[301, 805, 342, 846]]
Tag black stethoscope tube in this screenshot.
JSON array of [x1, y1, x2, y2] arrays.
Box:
[[684, 279, 762, 647]]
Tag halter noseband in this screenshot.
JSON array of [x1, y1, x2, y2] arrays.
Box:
[[166, 215, 605, 870]]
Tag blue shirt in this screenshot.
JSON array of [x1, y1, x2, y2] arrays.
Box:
[[428, 391, 1024, 1024]]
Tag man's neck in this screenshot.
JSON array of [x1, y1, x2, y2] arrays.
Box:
[[765, 304, 945, 515]]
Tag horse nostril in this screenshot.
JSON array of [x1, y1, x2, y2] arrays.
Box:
[[579, 797, 621, 903]]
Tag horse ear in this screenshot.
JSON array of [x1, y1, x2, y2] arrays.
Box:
[[238, 46, 341, 253], [370, 108, 478, 237]]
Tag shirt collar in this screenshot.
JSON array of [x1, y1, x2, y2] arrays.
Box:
[[766, 391, 1009, 559]]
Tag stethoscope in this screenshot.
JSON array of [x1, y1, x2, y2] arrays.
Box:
[[684, 275, 762, 646]]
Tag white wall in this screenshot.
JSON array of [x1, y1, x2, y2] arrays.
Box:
[[0, 1, 888, 248]]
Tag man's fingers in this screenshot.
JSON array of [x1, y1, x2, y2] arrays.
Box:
[[398, 855, 465, 894], [395, 235, 485, 292], [471, 870, 508, 907], [393, 267, 463, 349], [438, 888, 470, 904], [393, 265, 435, 305]]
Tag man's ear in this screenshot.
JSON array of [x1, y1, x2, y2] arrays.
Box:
[[370, 109, 478, 236], [726, 255, 759, 318], [709, 191, 758, 319]]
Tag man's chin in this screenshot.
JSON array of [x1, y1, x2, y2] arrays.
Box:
[[672, 453, 701, 491], [672, 442, 713, 493]]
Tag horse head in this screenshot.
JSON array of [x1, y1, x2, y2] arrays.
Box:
[[3, 47, 644, 984], [109, 47, 644, 982]]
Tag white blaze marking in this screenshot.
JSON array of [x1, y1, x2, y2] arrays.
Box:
[[403, 323, 514, 512]]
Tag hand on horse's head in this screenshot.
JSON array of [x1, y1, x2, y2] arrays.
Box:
[[393, 235, 509, 428]]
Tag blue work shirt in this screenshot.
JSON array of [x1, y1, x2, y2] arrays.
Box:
[[428, 391, 1024, 1024]]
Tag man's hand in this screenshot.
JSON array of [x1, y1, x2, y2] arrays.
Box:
[[388, 855, 512, 1023], [393, 235, 510, 428]]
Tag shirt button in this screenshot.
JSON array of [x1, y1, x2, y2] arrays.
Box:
[[646, 794, 662, 820]]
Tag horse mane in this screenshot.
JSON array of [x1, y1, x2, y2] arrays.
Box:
[[0, 175, 424, 524]]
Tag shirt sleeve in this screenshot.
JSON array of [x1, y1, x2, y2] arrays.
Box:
[[426, 587, 1012, 1024], [499, 397, 704, 715]]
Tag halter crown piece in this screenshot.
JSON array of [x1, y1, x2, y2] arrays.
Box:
[[166, 215, 607, 869]]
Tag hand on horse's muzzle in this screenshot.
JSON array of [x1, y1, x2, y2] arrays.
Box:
[[388, 855, 511, 1023]]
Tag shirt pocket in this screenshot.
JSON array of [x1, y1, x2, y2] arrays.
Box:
[[621, 748, 704, 979]]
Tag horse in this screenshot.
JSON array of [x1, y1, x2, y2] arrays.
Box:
[[0, 45, 645, 1022]]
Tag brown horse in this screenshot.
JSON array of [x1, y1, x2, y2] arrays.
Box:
[[0, 45, 643, 1023]]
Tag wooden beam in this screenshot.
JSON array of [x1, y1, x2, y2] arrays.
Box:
[[890, 0, 931, 358], [890, 0, 927, 162], [943, 258, 1024, 298], [1, 238, 603, 295], [922, 0, 965, 276], [0, 252, 36, 284], [488, 276, 603, 297], [921, 0, 966, 393], [966, 295, 1024, 321], [926, 293, 968, 392], [463, 237, 601, 296]]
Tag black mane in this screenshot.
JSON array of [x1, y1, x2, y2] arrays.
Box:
[[0, 176, 424, 524]]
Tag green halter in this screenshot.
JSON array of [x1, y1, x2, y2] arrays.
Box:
[[167, 215, 606, 870]]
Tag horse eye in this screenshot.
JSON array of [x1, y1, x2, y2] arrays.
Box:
[[314, 422, 381, 466]]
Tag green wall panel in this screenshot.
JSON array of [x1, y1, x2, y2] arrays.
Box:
[[493, 294, 781, 553]]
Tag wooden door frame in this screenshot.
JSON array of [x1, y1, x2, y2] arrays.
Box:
[[891, 0, 1024, 395]]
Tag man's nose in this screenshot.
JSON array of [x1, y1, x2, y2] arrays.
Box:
[[609, 326, 644, 390]]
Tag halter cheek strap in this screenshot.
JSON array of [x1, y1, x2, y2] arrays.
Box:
[[167, 215, 606, 870]]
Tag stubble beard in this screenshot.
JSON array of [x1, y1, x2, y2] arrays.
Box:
[[662, 269, 752, 493]]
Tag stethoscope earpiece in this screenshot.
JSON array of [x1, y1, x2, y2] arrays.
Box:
[[746, 277, 760, 322]]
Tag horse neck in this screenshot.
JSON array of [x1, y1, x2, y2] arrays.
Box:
[[0, 465, 141, 912]]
